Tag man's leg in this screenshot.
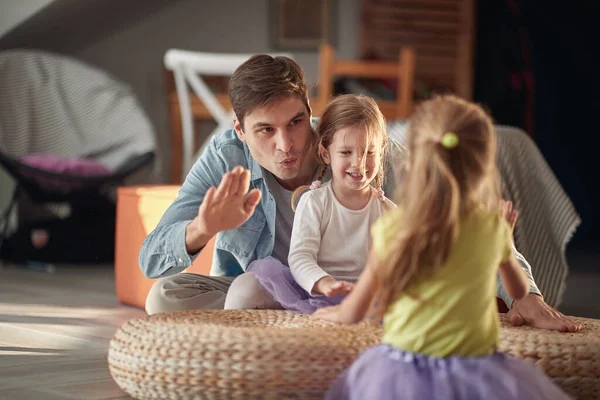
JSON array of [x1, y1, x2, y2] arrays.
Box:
[[224, 272, 283, 310], [145, 273, 234, 315]]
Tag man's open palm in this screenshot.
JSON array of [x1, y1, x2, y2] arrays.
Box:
[[197, 166, 262, 235]]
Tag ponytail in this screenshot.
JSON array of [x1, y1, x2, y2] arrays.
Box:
[[376, 144, 461, 311]]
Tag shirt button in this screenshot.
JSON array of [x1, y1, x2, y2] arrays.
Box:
[[178, 258, 183, 263]]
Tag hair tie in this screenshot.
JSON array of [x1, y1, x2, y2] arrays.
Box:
[[309, 180, 322, 190], [376, 188, 385, 202], [439, 132, 459, 149]]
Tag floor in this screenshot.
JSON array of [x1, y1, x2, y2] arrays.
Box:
[[0, 262, 143, 400], [0, 247, 598, 400]]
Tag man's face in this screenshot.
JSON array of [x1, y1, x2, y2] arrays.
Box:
[[234, 96, 315, 190]]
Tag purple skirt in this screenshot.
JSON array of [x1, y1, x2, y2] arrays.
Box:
[[326, 344, 572, 400], [247, 256, 344, 314]]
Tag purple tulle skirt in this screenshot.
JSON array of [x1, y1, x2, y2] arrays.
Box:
[[247, 256, 344, 314], [326, 344, 572, 400]]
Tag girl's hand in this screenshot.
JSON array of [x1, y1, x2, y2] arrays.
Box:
[[324, 280, 354, 297], [313, 250, 381, 326], [314, 276, 354, 297], [311, 305, 347, 324], [499, 200, 519, 232], [499, 200, 519, 245]]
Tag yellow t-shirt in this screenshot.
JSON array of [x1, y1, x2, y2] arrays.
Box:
[[371, 207, 513, 358]]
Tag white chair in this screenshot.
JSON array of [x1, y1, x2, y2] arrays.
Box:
[[164, 49, 293, 181]]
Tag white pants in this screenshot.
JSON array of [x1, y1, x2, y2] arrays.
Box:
[[145, 272, 282, 315]]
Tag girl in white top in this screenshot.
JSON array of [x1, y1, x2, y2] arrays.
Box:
[[248, 94, 396, 313]]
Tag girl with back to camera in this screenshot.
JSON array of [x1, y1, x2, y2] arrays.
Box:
[[314, 95, 571, 399]]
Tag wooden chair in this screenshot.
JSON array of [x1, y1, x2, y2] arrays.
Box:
[[311, 43, 416, 120]]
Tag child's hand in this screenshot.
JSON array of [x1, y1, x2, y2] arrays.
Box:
[[499, 200, 519, 232], [311, 305, 346, 324], [314, 276, 354, 297], [325, 280, 354, 297]]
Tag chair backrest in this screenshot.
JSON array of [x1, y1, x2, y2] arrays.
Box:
[[164, 49, 293, 181], [312, 44, 416, 120], [0, 49, 156, 171]]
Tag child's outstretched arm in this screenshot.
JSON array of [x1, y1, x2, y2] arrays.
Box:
[[289, 192, 352, 296], [497, 200, 529, 301], [312, 250, 380, 324], [499, 254, 530, 301]]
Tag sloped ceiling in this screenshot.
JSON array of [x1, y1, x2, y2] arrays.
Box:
[[0, 0, 180, 53], [0, 0, 56, 39]]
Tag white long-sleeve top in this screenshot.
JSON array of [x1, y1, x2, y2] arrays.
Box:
[[288, 181, 396, 294]]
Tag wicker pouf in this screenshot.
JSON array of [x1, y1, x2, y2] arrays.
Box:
[[108, 310, 382, 399], [498, 315, 600, 400], [108, 310, 600, 400]]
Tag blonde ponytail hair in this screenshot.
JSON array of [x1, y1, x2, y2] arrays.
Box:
[[375, 94, 500, 312]]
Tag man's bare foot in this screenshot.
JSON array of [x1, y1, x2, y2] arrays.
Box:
[[507, 294, 582, 332]]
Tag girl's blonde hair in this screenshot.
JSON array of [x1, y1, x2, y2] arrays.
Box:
[[376, 94, 500, 312], [291, 94, 389, 210]]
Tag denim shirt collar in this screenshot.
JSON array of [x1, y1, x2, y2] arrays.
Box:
[[244, 142, 265, 183]]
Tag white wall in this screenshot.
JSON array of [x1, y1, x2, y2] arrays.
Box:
[[0, 0, 55, 38], [72, 0, 361, 182]]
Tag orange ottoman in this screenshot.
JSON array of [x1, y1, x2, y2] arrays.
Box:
[[114, 186, 214, 309]]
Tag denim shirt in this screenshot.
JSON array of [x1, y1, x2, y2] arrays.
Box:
[[139, 124, 540, 307]]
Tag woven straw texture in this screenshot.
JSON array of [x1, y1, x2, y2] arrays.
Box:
[[108, 310, 382, 399], [108, 310, 599, 400], [498, 314, 600, 399]]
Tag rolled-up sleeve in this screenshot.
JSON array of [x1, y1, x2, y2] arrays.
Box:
[[496, 245, 542, 308]]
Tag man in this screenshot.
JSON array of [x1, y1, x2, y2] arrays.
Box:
[[140, 53, 580, 332]]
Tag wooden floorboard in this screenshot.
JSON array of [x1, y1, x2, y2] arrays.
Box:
[[0, 262, 144, 400]]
